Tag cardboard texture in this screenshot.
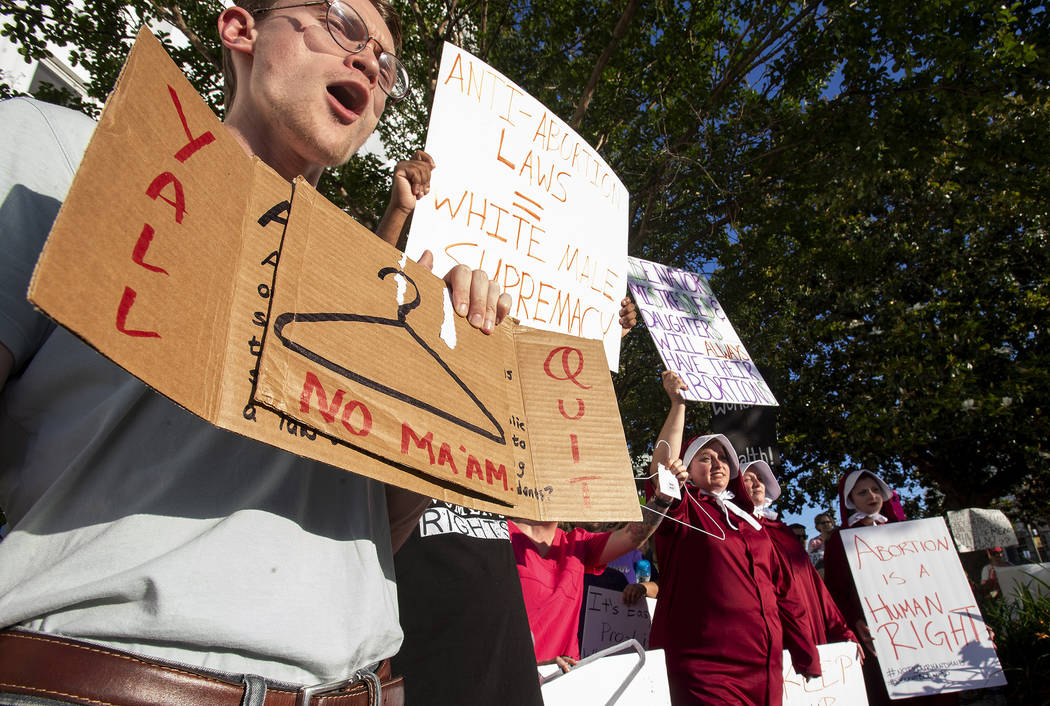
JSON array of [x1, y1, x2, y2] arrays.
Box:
[[27, 27, 249, 416], [253, 178, 638, 519], [510, 327, 638, 519], [27, 27, 639, 521]]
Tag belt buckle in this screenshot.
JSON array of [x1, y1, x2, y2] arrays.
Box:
[[296, 669, 381, 706]]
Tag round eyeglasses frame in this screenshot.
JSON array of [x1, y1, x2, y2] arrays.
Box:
[[251, 0, 410, 101]]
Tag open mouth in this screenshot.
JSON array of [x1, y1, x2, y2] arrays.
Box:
[[326, 83, 368, 121]]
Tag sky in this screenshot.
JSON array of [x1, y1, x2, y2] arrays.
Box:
[[780, 504, 829, 543]]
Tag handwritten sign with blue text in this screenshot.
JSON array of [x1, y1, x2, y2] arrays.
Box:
[[844, 518, 1006, 698], [627, 257, 777, 406], [406, 43, 629, 371]]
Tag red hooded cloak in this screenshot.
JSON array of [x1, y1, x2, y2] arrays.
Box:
[[646, 449, 819, 705], [823, 471, 957, 706], [761, 517, 857, 647]]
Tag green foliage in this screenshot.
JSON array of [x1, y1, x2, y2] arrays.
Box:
[[711, 0, 1050, 516], [472, 0, 841, 468], [1, 1, 225, 116], [3, 0, 1046, 517], [981, 580, 1050, 703]]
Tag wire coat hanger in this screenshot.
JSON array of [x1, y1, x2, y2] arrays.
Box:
[[272, 267, 507, 445]]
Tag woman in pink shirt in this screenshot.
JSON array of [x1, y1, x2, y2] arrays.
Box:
[[510, 490, 678, 671]]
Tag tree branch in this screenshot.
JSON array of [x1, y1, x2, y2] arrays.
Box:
[[570, 0, 641, 129], [148, 0, 220, 72]]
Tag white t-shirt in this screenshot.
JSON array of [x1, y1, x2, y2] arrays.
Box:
[[0, 98, 401, 684]]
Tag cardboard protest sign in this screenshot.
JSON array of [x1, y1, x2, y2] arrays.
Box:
[[627, 257, 777, 406], [405, 43, 629, 371], [540, 648, 671, 705], [946, 508, 1018, 552], [781, 642, 868, 706], [26, 28, 249, 410], [842, 518, 1006, 698], [253, 179, 638, 517], [580, 586, 652, 658], [27, 27, 640, 521], [997, 563, 1050, 607], [710, 402, 780, 468]]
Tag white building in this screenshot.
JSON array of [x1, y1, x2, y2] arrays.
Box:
[[0, 33, 91, 100]]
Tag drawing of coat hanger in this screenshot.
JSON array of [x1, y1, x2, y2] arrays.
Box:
[[271, 267, 506, 445]]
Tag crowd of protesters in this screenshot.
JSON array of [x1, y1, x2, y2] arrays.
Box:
[[0, 1, 998, 705], [492, 369, 976, 705]]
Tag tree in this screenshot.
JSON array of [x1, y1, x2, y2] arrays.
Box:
[[1, 0, 225, 113], [469, 0, 843, 465], [479, 0, 1050, 520], [4, 0, 1046, 519], [709, 0, 1050, 519]]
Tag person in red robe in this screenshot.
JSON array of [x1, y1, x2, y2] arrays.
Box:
[[741, 461, 858, 651], [822, 469, 958, 706], [646, 372, 820, 706]]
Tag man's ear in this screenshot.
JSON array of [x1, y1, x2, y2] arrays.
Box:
[[218, 6, 256, 57]]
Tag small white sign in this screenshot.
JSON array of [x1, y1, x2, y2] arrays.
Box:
[[580, 586, 652, 658], [656, 463, 681, 501], [997, 563, 1050, 606], [782, 641, 868, 706], [540, 647, 671, 705], [945, 508, 1017, 552]]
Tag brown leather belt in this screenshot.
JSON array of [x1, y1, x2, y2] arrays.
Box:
[[0, 629, 404, 706]]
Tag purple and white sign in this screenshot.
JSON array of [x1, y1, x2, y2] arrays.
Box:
[[627, 257, 777, 406]]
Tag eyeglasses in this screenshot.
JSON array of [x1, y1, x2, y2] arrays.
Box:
[[252, 0, 410, 101]]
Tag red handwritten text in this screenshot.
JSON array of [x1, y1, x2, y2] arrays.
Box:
[[116, 85, 215, 338]]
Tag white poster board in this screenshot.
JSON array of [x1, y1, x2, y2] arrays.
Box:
[[782, 642, 868, 706], [580, 585, 652, 657], [997, 563, 1050, 606], [843, 518, 1006, 698], [407, 43, 629, 371], [539, 648, 671, 705], [626, 257, 777, 405], [945, 508, 1018, 552]]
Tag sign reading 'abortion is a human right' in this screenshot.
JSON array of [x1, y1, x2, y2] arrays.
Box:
[[627, 257, 777, 406], [844, 518, 1006, 698]]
